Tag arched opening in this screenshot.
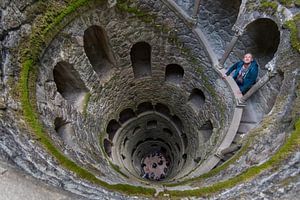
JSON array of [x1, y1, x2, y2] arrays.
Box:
[[130, 42, 152, 78], [106, 119, 121, 141], [104, 139, 112, 157], [119, 108, 136, 124], [163, 128, 173, 137], [234, 18, 280, 68], [165, 64, 184, 85], [147, 120, 157, 129], [200, 120, 213, 142], [123, 137, 129, 147], [188, 88, 205, 112], [155, 103, 170, 117], [54, 117, 68, 133], [132, 126, 141, 135], [53, 61, 88, 110], [172, 115, 183, 132], [121, 154, 126, 160], [54, 117, 78, 149], [136, 102, 153, 114], [181, 133, 188, 149], [84, 25, 114, 78]]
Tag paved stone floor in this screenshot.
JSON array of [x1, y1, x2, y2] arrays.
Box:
[[0, 161, 77, 200], [141, 152, 170, 181]]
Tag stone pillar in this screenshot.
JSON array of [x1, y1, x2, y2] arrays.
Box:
[[218, 30, 242, 69], [192, 0, 201, 18], [239, 71, 276, 103]]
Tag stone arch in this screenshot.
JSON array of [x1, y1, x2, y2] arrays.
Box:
[[53, 61, 88, 110], [132, 126, 141, 135], [104, 139, 112, 157], [235, 18, 280, 68], [165, 64, 184, 85], [106, 119, 121, 141], [200, 120, 213, 142], [84, 25, 114, 78], [182, 153, 187, 160], [119, 108, 136, 124], [181, 133, 188, 149], [172, 115, 183, 132], [130, 42, 152, 78], [136, 102, 153, 114], [54, 117, 68, 133], [188, 88, 205, 112], [147, 120, 157, 129], [123, 137, 129, 147], [155, 103, 170, 116], [54, 117, 78, 148]]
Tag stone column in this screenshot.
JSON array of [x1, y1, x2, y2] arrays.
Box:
[[239, 71, 276, 104], [192, 0, 201, 18], [218, 30, 242, 69]]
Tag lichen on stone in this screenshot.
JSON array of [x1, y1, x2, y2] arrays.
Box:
[[284, 14, 300, 53]]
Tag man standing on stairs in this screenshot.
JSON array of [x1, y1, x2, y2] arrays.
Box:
[[223, 53, 259, 95]]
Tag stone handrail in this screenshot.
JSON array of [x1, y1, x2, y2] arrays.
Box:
[[160, 0, 245, 178], [240, 71, 275, 103]]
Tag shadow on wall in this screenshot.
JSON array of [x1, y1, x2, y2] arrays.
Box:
[[54, 117, 79, 150], [106, 119, 121, 141], [188, 88, 205, 113], [165, 64, 184, 85], [84, 25, 115, 79], [53, 61, 88, 111], [199, 120, 213, 143], [130, 42, 152, 78]]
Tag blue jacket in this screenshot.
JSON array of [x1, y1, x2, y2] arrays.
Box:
[[226, 60, 259, 94]]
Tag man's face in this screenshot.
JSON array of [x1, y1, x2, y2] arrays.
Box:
[[243, 54, 253, 64]]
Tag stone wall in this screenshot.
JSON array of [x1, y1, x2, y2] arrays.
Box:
[[0, 0, 299, 199], [36, 0, 235, 183]]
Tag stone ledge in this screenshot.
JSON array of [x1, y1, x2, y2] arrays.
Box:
[[0, 161, 76, 200]]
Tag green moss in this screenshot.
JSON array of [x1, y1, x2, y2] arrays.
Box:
[[279, 0, 300, 7], [110, 162, 130, 178], [260, 0, 278, 14], [116, 0, 156, 23], [19, 0, 155, 196], [165, 136, 252, 187], [279, 0, 292, 6], [82, 92, 91, 117], [160, 118, 300, 197], [284, 14, 300, 53], [19, 0, 298, 197]]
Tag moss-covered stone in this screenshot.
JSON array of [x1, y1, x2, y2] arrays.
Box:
[[18, 0, 155, 196], [260, 0, 278, 14], [160, 117, 300, 197], [284, 14, 300, 53], [279, 0, 300, 7], [16, 0, 299, 197]]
